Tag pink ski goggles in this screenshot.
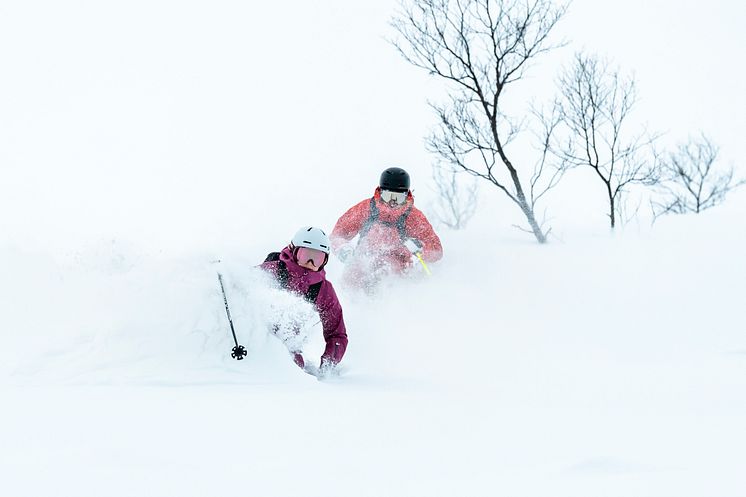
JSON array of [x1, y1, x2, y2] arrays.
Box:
[[295, 246, 328, 269], [380, 189, 407, 205]]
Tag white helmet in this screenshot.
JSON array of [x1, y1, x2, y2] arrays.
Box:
[[291, 226, 331, 254]]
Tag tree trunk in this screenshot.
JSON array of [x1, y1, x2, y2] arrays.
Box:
[[607, 183, 616, 229], [519, 198, 547, 243], [497, 127, 548, 243]]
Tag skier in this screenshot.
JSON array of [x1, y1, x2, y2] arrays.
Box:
[[259, 226, 348, 376], [330, 167, 442, 290]]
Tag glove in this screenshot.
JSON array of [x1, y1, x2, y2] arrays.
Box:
[[337, 245, 354, 263], [403, 238, 422, 255], [292, 353, 305, 369]]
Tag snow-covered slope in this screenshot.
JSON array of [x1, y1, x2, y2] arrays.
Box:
[[2, 199, 744, 497]]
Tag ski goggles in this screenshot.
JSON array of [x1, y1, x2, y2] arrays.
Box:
[[295, 246, 328, 269], [380, 189, 408, 205]]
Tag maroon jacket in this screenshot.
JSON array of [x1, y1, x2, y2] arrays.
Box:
[[260, 246, 348, 365]]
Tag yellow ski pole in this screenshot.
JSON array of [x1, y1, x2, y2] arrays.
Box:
[[414, 252, 432, 276]]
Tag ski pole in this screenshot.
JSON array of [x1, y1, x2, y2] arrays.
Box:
[[217, 272, 247, 360], [414, 252, 432, 276], [404, 239, 432, 276]]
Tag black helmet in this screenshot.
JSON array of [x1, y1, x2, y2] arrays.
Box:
[[379, 167, 410, 193]]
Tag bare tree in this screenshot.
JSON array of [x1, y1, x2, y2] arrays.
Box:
[[391, 0, 568, 243], [652, 134, 744, 218], [553, 52, 658, 229], [431, 164, 479, 229]]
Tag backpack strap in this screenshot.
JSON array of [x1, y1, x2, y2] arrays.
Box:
[[263, 252, 280, 262], [358, 198, 378, 239], [359, 199, 413, 242], [264, 252, 289, 289], [305, 282, 322, 303], [395, 204, 413, 240]]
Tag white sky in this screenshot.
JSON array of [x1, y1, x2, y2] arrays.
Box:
[[1, 0, 744, 252]]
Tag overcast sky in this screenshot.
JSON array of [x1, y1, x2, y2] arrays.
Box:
[[1, 0, 743, 252]]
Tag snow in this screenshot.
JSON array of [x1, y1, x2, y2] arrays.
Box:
[[2, 204, 745, 496], [2, 1, 745, 495]]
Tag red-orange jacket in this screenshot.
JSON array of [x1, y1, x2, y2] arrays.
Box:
[[331, 188, 443, 272]]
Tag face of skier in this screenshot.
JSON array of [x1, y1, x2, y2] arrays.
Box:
[[295, 246, 327, 271], [380, 189, 407, 208]]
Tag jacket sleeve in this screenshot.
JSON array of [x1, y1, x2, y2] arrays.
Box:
[[258, 259, 280, 279], [406, 208, 443, 263], [315, 281, 348, 365], [330, 199, 371, 252]]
